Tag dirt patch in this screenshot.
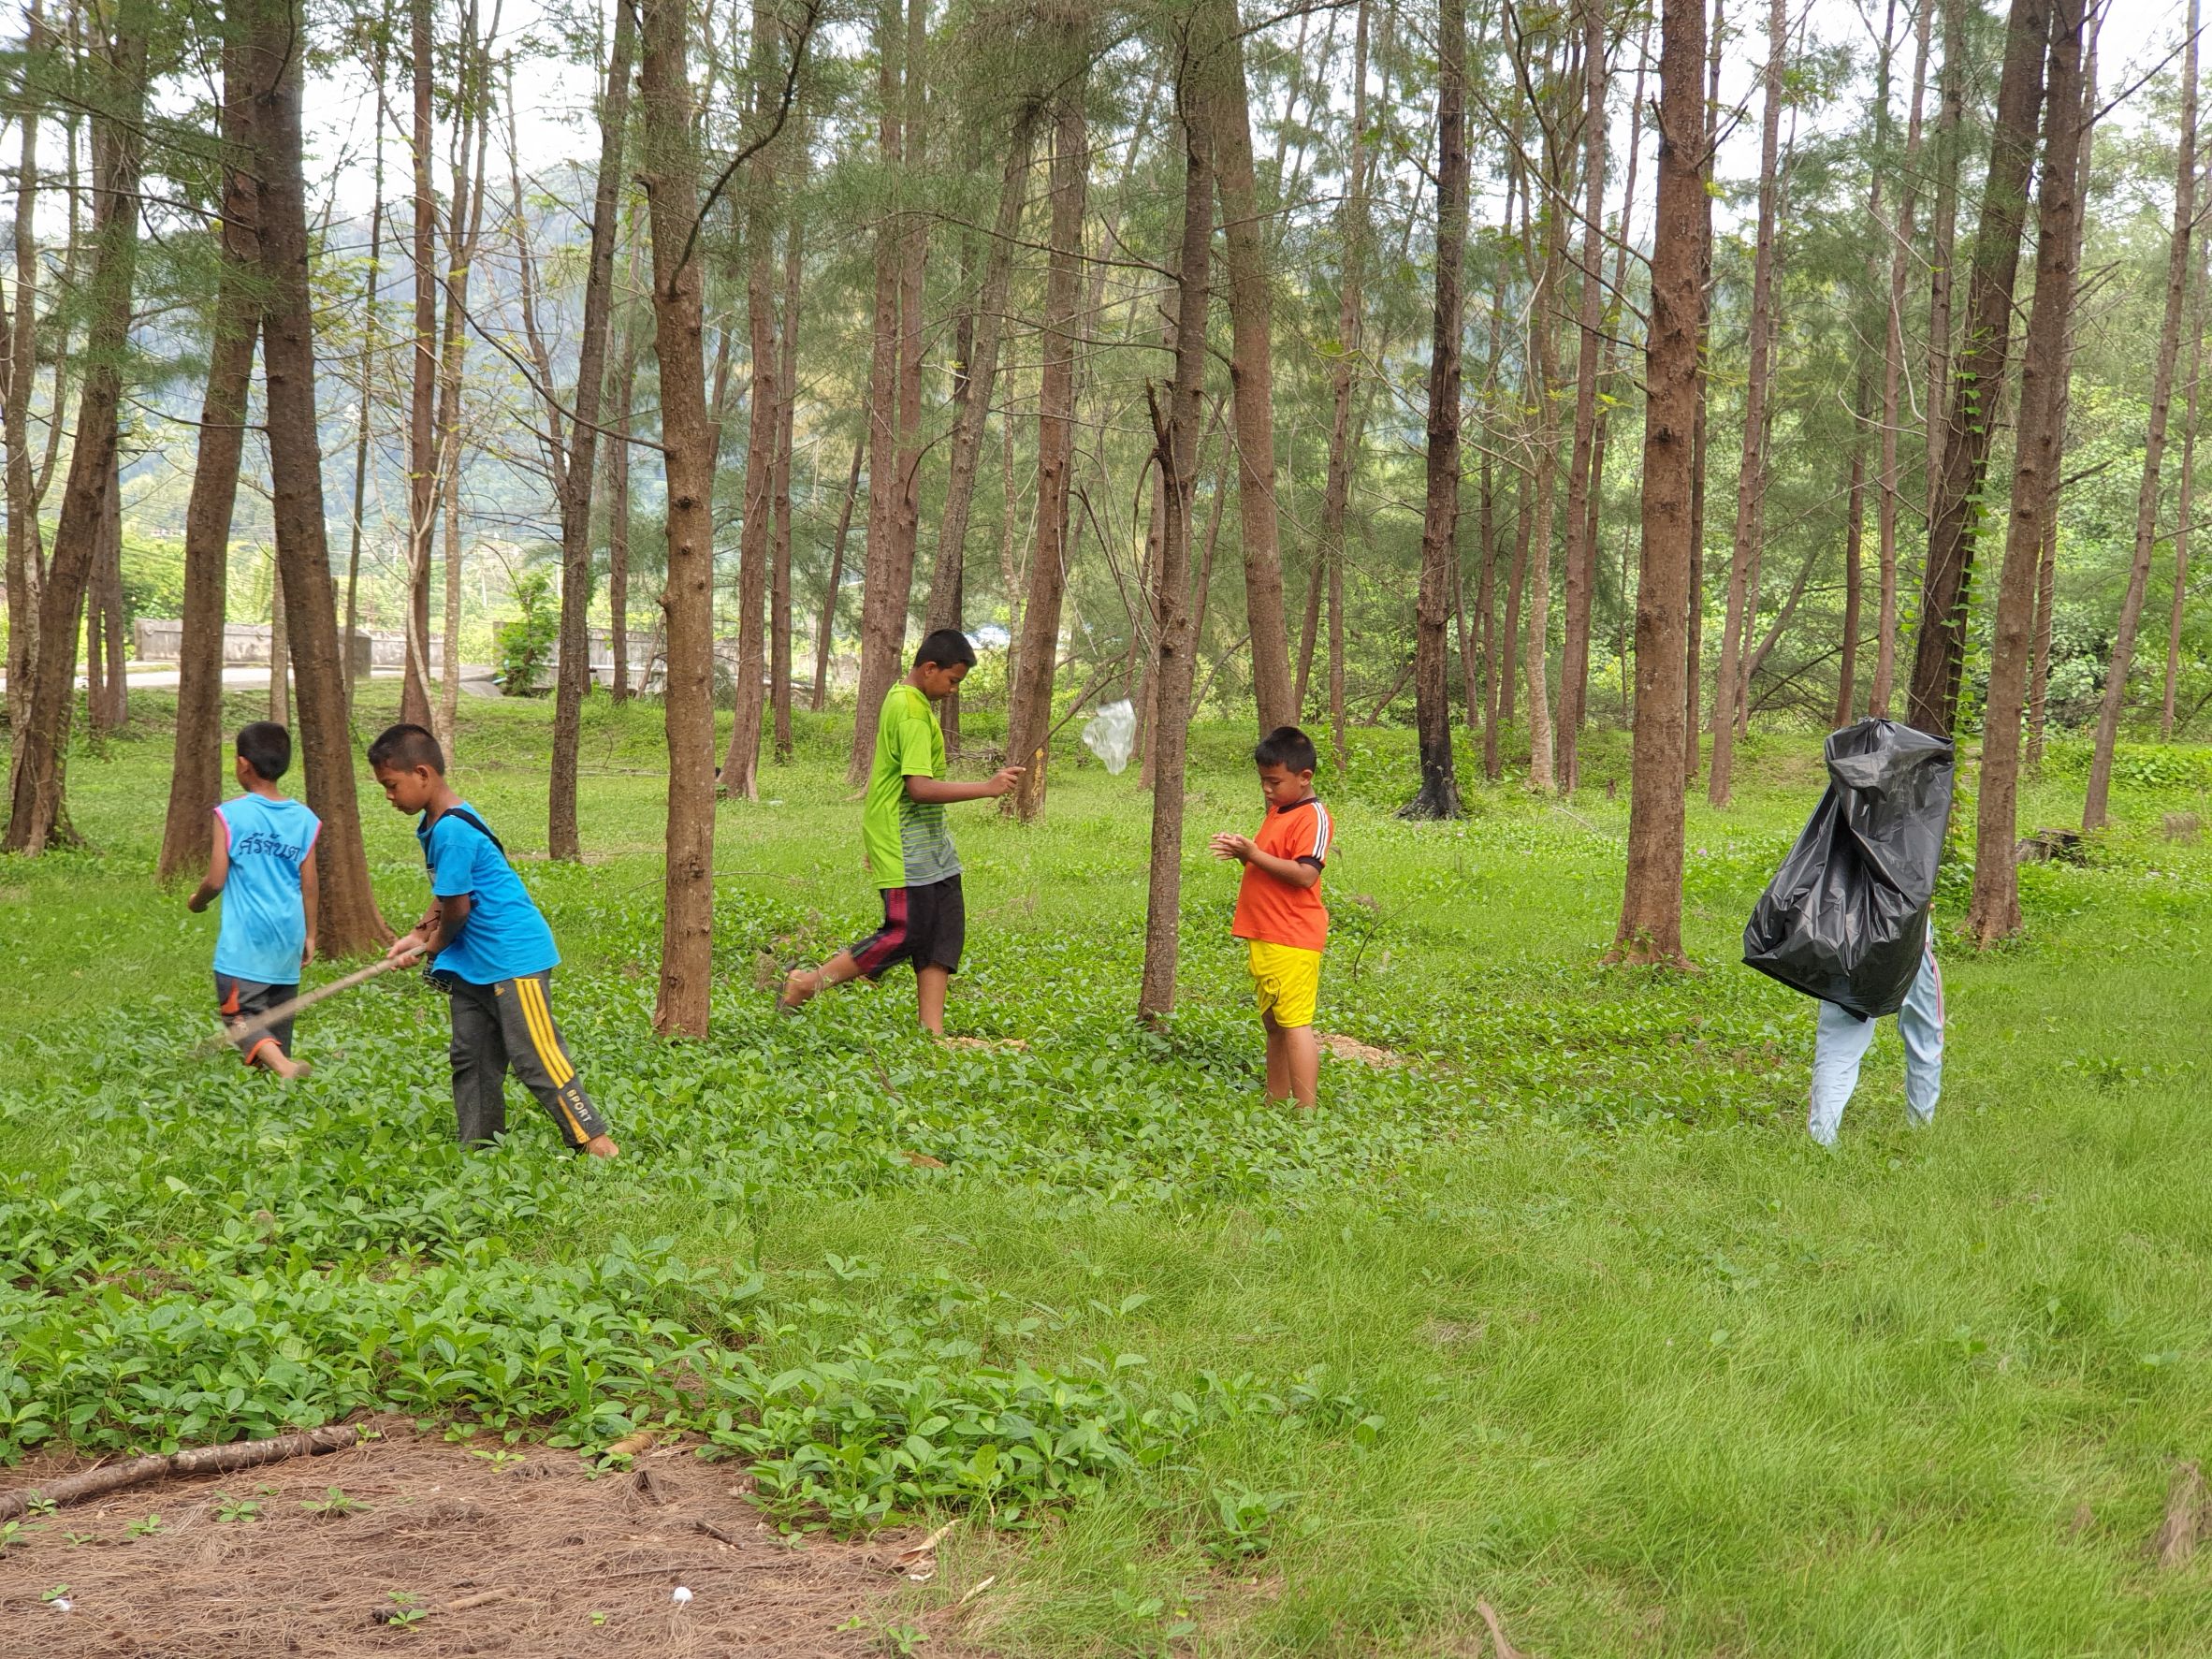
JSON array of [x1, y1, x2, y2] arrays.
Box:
[[937, 1037, 1029, 1053], [0, 1421, 913, 1656], [1317, 1032, 1404, 1067]]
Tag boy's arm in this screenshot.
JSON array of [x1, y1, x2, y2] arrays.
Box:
[[1217, 838, 1321, 890], [298, 847, 319, 966], [387, 894, 470, 961], [906, 767, 1021, 805], [186, 831, 230, 912]]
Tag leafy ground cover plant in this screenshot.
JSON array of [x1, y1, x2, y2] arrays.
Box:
[[4, 689, 2212, 1652]]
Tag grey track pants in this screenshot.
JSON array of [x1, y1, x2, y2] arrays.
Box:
[[445, 971, 610, 1149]]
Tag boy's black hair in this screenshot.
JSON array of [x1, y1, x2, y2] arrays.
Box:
[[367, 722, 447, 776], [1253, 725, 1318, 774], [914, 628, 978, 670], [236, 720, 292, 782]]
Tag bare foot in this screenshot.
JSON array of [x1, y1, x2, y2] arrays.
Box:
[[582, 1134, 619, 1159], [259, 1049, 311, 1082]]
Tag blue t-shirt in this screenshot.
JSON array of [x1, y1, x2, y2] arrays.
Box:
[[212, 793, 320, 985], [416, 803, 559, 985]]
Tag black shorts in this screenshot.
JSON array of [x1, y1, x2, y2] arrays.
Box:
[[215, 973, 298, 1062], [848, 875, 965, 980]]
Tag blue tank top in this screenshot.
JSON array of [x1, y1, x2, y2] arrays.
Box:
[[212, 793, 320, 984]]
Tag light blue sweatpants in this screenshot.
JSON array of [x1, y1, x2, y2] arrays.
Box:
[[1808, 934, 1944, 1146]]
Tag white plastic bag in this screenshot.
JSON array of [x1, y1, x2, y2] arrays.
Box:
[[1080, 699, 1137, 774]]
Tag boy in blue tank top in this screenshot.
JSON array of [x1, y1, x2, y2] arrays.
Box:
[[368, 722, 618, 1159], [187, 721, 320, 1079]]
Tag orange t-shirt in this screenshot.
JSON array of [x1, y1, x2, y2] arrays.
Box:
[[1230, 797, 1332, 953]]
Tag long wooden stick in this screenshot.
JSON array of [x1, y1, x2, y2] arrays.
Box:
[[0, 1425, 362, 1520], [197, 951, 423, 1055]]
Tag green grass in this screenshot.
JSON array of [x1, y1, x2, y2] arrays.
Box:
[[5, 683, 2212, 1654]]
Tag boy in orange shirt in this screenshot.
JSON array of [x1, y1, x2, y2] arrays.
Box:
[[1210, 726, 1333, 1110]]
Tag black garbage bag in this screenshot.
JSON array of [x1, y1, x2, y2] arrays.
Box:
[[1741, 719, 1955, 1019]]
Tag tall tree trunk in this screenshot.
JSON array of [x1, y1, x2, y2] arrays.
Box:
[[926, 109, 1032, 756], [1304, 0, 1370, 737], [1908, 0, 2051, 735], [1406, 0, 1467, 819], [1684, 0, 1724, 786], [2164, 311, 2203, 742], [267, 557, 289, 726], [1970, 0, 2086, 942], [1870, 0, 1932, 715], [1923, 0, 1966, 505], [637, 0, 718, 1036], [401, 0, 439, 729], [342, 28, 389, 722], [848, 0, 908, 783], [1207, 0, 1295, 734], [1836, 367, 1870, 725], [2029, 19, 2100, 768], [772, 151, 805, 764], [606, 256, 640, 702], [2084, 0, 2196, 828], [547, 0, 635, 858], [1556, 0, 1610, 793], [433, 17, 491, 758], [1477, 453, 1502, 779], [1501, 467, 1529, 728], [1007, 88, 1087, 821], [720, 0, 782, 802], [4, 0, 147, 854], [1611, 0, 1706, 968], [249, 0, 390, 953], [158, 46, 261, 883], [89, 447, 125, 731], [1136, 78, 1213, 1023], [3, 0, 45, 748], [1706, 0, 1786, 807], [813, 428, 865, 710]]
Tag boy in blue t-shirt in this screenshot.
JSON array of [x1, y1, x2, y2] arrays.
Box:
[[368, 722, 618, 1158], [187, 721, 320, 1079]]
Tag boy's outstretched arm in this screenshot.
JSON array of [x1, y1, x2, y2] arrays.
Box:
[[186, 832, 231, 912], [905, 766, 1022, 805], [385, 895, 470, 961]]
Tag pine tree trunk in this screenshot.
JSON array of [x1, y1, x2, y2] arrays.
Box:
[[342, 32, 389, 723], [720, 1, 782, 802], [3, 0, 46, 747], [1309, 0, 1370, 740], [1406, 0, 1467, 820], [637, 0, 719, 1036], [1683, 0, 1724, 787], [2163, 326, 2202, 742], [2084, 0, 2196, 828], [249, 0, 389, 954], [1556, 0, 1610, 794], [1007, 90, 1086, 821], [772, 154, 805, 764], [547, 0, 635, 858], [1870, 0, 1932, 716], [432, 30, 491, 759], [89, 447, 125, 731], [268, 558, 289, 726], [813, 429, 865, 711], [1923, 0, 1966, 506], [1136, 81, 1213, 1023], [1706, 0, 1786, 808], [848, 0, 907, 782], [1836, 368, 1870, 725], [1611, 0, 1706, 968], [1971, 0, 2086, 943], [1501, 467, 1529, 728], [2029, 22, 2101, 768], [158, 53, 260, 883], [1477, 452, 1502, 779], [4, 2, 147, 855], [1908, 0, 2051, 735], [607, 263, 639, 702], [401, 0, 438, 730], [1207, 0, 1295, 734]]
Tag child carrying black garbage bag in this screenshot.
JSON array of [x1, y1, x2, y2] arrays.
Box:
[[1742, 720, 1955, 1147]]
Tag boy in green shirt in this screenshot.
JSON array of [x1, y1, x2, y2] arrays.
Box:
[[779, 630, 1021, 1034]]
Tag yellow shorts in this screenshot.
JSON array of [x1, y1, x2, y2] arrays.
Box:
[[1245, 940, 1322, 1029]]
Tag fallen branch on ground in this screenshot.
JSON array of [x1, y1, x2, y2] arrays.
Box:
[[0, 1424, 363, 1520]]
